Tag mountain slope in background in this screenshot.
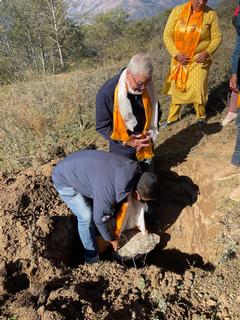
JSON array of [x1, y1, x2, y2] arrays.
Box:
[[68, 0, 220, 21]]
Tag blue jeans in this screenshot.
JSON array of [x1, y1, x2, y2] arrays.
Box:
[[231, 109, 240, 166], [54, 185, 99, 263]]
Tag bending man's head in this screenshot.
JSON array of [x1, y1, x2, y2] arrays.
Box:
[[135, 172, 158, 202], [126, 53, 153, 94]]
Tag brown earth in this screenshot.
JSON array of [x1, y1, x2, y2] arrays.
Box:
[[0, 111, 240, 320]]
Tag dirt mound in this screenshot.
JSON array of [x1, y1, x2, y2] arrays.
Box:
[[0, 115, 240, 319]]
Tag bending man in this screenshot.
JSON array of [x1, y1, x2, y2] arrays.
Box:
[[52, 150, 158, 263]]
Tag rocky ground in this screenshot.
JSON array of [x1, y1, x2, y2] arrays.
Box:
[[0, 110, 240, 320]]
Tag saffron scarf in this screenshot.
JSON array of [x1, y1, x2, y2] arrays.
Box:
[[237, 93, 240, 108], [111, 69, 158, 161], [115, 201, 128, 237], [168, 1, 204, 92]]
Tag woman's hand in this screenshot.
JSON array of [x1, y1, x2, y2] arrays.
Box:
[[196, 51, 209, 63], [229, 74, 238, 92], [176, 53, 190, 65]]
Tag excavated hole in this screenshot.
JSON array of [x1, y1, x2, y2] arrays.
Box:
[[42, 171, 216, 273], [19, 193, 31, 209], [4, 273, 30, 294], [43, 215, 84, 267], [43, 214, 216, 274], [145, 244, 215, 274]]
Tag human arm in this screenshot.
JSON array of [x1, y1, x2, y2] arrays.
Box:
[[229, 35, 240, 91], [93, 204, 116, 241], [230, 74, 238, 92], [194, 11, 222, 64], [94, 210, 119, 251], [92, 191, 119, 251], [204, 11, 222, 57], [96, 89, 113, 140], [231, 35, 240, 76], [163, 6, 190, 65], [163, 6, 181, 59], [195, 51, 209, 63]]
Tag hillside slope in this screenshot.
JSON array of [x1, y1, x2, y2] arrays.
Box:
[[0, 111, 239, 319], [0, 3, 239, 319]]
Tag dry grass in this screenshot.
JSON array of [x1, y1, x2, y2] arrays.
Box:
[[0, 6, 235, 173], [0, 66, 116, 172]]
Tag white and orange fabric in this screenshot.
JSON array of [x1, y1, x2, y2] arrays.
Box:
[[110, 69, 159, 161], [115, 193, 147, 237]]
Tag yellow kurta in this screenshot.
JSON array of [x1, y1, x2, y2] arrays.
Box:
[[163, 4, 222, 105]]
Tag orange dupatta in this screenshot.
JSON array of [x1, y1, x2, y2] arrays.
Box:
[[168, 1, 204, 92], [115, 201, 129, 237], [237, 94, 240, 108], [111, 85, 154, 161]]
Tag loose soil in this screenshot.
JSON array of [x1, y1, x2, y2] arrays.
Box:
[[0, 112, 239, 320]]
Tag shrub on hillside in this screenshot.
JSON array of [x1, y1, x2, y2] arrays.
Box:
[[0, 2, 236, 172]]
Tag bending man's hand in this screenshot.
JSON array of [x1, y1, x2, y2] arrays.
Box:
[[196, 51, 209, 63], [109, 238, 119, 251], [176, 53, 190, 65]]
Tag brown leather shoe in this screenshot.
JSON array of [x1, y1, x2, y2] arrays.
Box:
[[229, 185, 240, 202], [214, 165, 240, 181]]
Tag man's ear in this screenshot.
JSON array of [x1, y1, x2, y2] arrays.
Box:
[[134, 190, 141, 201]]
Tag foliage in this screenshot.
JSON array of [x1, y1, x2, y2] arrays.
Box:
[[0, 65, 116, 171], [0, 0, 87, 80], [83, 9, 129, 59], [0, 1, 236, 172], [8, 316, 18, 320], [0, 2, 169, 82]]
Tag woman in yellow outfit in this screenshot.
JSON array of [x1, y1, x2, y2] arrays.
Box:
[[163, 0, 222, 125]]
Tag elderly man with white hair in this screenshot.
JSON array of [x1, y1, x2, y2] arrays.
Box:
[[96, 53, 160, 167]]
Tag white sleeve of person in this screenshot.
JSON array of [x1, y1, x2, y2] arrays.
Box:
[[119, 193, 148, 234], [147, 83, 159, 144], [148, 102, 159, 143]]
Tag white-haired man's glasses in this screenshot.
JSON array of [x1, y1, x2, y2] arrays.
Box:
[[130, 72, 152, 89]]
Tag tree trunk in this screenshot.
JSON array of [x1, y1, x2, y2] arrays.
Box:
[[50, 44, 55, 74], [26, 29, 39, 73], [49, 0, 64, 69], [38, 32, 46, 74], [2, 31, 21, 79]]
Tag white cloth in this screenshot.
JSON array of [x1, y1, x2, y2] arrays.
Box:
[[117, 69, 159, 144], [118, 193, 148, 235]]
